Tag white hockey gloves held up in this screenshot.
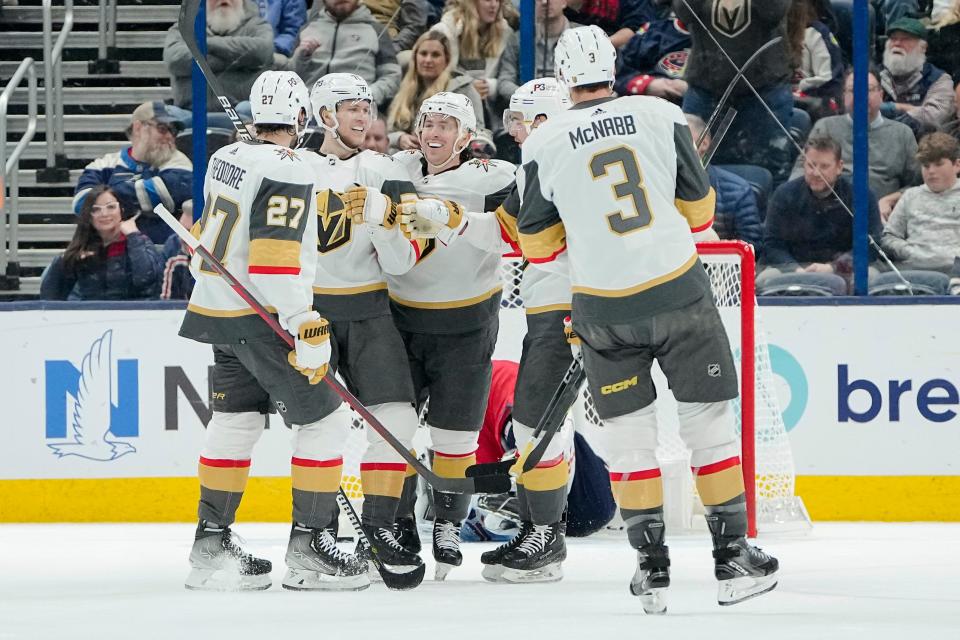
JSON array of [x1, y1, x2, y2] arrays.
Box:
[[342, 186, 399, 230], [564, 315, 581, 360], [286, 311, 332, 385], [399, 199, 464, 243]]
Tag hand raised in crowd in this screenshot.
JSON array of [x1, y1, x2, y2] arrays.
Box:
[[398, 132, 420, 151], [119, 217, 140, 236]]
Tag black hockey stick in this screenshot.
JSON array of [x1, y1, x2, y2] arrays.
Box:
[[695, 36, 782, 150], [155, 204, 508, 498], [466, 356, 587, 479]]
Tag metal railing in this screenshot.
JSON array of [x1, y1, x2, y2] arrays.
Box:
[[90, 0, 120, 74], [1, 59, 39, 286], [42, 0, 74, 170]]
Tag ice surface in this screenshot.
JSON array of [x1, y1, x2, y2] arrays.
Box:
[[1, 523, 958, 639]]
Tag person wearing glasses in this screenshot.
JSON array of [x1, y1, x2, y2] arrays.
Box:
[[73, 101, 193, 244], [42, 185, 164, 301]]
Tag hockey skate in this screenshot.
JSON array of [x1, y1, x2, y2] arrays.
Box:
[[713, 538, 779, 605], [432, 518, 462, 581], [184, 522, 272, 591], [629, 547, 671, 615], [282, 524, 370, 591], [394, 515, 421, 554], [498, 522, 566, 584], [480, 520, 533, 582], [357, 525, 426, 590]]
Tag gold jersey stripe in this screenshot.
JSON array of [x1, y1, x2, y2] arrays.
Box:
[[186, 303, 279, 317], [494, 204, 519, 243], [312, 282, 387, 295], [695, 465, 746, 506], [611, 476, 664, 510], [389, 286, 502, 310], [249, 238, 301, 270], [198, 463, 250, 493], [291, 462, 343, 493], [572, 252, 698, 298], [675, 187, 717, 229], [518, 221, 566, 261], [523, 459, 570, 492]]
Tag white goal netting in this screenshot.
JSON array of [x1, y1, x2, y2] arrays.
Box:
[[340, 242, 810, 535]]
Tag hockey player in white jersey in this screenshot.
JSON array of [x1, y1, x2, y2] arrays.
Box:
[[388, 92, 516, 580], [180, 71, 368, 592], [479, 78, 575, 584], [305, 73, 426, 586], [516, 26, 779, 611]]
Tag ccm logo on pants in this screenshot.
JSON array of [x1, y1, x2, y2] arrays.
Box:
[[601, 376, 638, 395]]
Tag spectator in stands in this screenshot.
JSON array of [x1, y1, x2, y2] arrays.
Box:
[[675, 0, 795, 185], [793, 69, 920, 220], [41, 186, 163, 301], [879, 18, 956, 134], [164, 0, 274, 110], [386, 31, 487, 150], [497, 0, 579, 102], [256, 0, 308, 67], [293, 0, 401, 107], [876, 132, 960, 293], [362, 118, 391, 153], [614, 15, 689, 102], [788, 0, 845, 119], [432, 0, 514, 113], [365, 0, 429, 57], [161, 204, 196, 300], [760, 135, 882, 295], [685, 115, 764, 255], [73, 102, 192, 245], [564, 0, 665, 48], [874, 0, 921, 27]]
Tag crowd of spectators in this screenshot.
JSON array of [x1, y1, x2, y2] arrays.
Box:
[[44, 0, 960, 300]]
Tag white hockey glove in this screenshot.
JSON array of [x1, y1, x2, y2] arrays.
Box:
[[285, 310, 332, 385], [342, 186, 399, 230], [399, 199, 464, 244], [564, 315, 581, 361], [950, 277, 960, 296]]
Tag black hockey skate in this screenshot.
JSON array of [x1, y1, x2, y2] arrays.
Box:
[[394, 515, 421, 554], [185, 521, 272, 591], [498, 522, 566, 584], [713, 538, 779, 605], [282, 523, 370, 591], [432, 518, 462, 581], [629, 546, 671, 615], [357, 525, 426, 590], [480, 520, 533, 582]]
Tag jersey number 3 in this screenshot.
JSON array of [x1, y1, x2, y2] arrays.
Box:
[[590, 146, 653, 236]]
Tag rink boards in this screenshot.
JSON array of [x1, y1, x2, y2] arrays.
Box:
[[1, 300, 958, 522]]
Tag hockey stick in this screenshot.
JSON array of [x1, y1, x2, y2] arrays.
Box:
[[155, 204, 509, 496], [701, 106, 737, 167], [466, 356, 587, 479], [695, 37, 781, 150]]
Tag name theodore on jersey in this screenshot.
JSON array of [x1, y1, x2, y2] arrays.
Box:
[[568, 115, 637, 149], [210, 157, 246, 190]]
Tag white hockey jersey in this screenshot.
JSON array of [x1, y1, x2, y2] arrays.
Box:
[[517, 95, 716, 325], [388, 151, 516, 334], [304, 149, 418, 320], [180, 141, 319, 344]]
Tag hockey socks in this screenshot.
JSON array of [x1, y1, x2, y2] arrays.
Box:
[[291, 456, 342, 529], [360, 462, 407, 528], [519, 454, 569, 525], [197, 456, 250, 527]]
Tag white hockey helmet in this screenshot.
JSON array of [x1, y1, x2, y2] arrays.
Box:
[[416, 92, 477, 141], [554, 25, 617, 90], [503, 77, 571, 134], [250, 70, 310, 130], [310, 73, 377, 134]]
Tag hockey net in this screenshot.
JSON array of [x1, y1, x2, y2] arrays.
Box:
[[340, 241, 810, 536]]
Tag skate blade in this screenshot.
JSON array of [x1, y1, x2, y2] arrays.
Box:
[[281, 568, 370, 592], [184, 568, 271, 592], [434, 562, 456, 582], [629, 586, 667, 615], [717, 573, 778, 606], [481, 563, 507, 583], [499, 562, 564, 584]]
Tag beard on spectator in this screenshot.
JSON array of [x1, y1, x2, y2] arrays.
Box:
[[208, 3, 245, 34], [883, 45, 926, 78], [139, 143, 176, 168]]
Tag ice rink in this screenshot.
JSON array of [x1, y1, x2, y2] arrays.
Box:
[[1, 522, 958, 639]]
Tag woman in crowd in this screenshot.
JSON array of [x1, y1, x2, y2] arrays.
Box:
[[386, 31, 487, 151], [41, 186, 163, 301]]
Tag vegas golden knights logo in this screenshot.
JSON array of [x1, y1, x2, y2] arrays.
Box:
[[712, 0, 751, 38], [316, 190, 353, 253]]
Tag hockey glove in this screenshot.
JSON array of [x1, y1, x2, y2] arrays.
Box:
[[564, 315, 581, 360], [342, 186, 399, 230], [399, 199, 464, 243], [285, 311, 332, 385]]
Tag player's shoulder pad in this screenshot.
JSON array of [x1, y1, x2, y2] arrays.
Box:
[[357, 148, 405, 180], [252, 144, 316, 183], [458, 157, 516, 189], [391, 149, 425, 178], [615, 94, 687, 124]]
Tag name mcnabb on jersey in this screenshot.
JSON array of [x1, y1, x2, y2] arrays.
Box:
[[568, 114, 638, 150]]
